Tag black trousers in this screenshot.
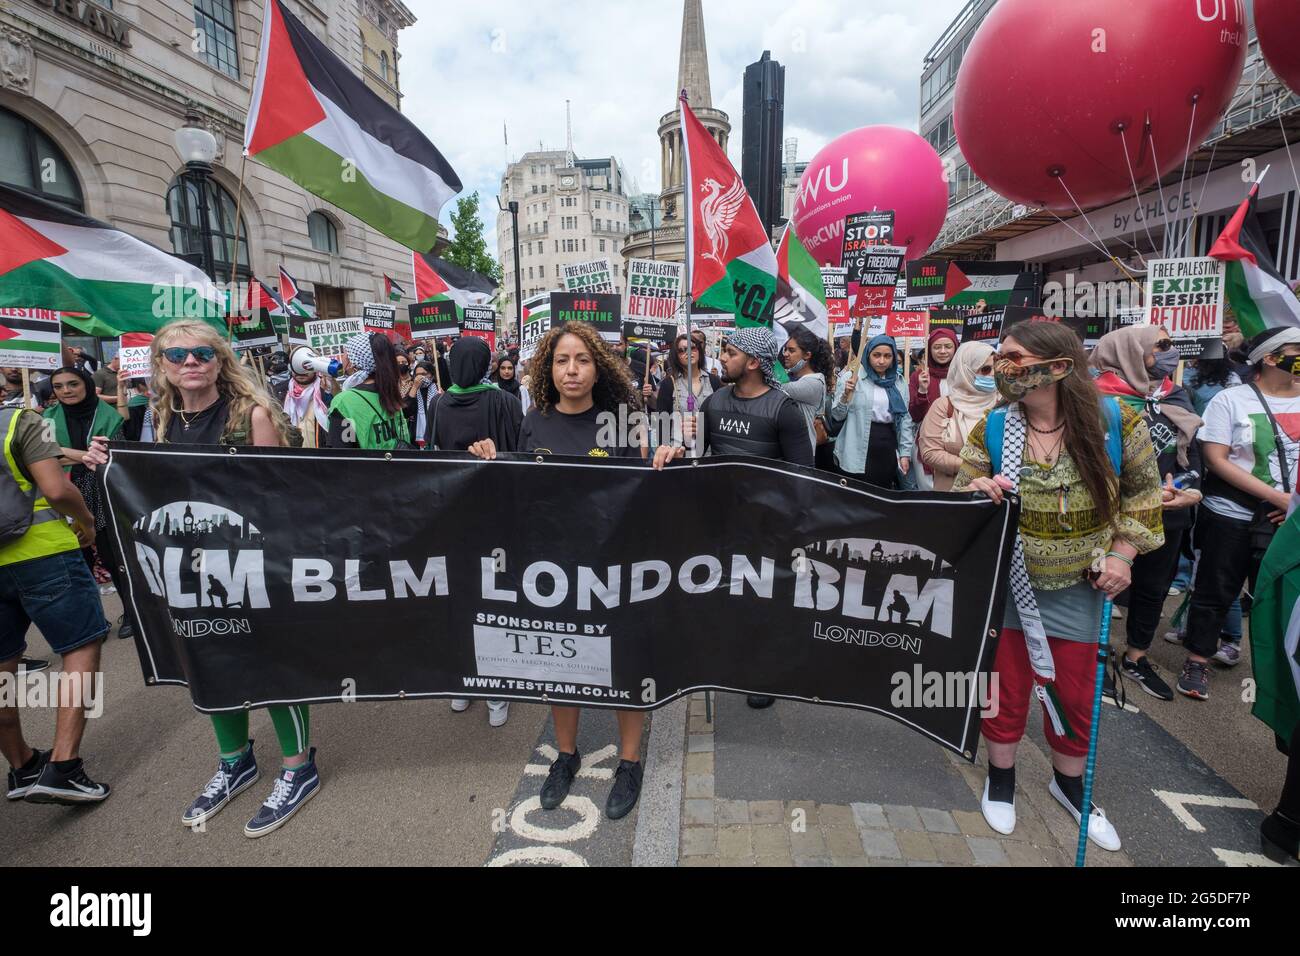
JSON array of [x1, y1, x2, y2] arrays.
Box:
[[1186, 508, 1258, 659], [1124, 526, 1185, 651]]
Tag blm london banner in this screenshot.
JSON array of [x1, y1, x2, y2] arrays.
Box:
[[100, 447, 1017, 758]]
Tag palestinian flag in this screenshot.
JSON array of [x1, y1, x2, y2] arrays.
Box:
[[246, 278, 285, 314], [384, 274, 404, 302], [412, 251, 495, 311], [680, 95, 777, 328], [278, 265, 300, 309], [1209, 185, 1300, 339], [775, 221, 827, 341], [244, 0, 461, 251], [0, 182, 225, 335], [1250, 497, 1300, 741], [944, 261, 1036, 308]]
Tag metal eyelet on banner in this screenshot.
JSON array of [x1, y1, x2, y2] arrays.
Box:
[[243, 701, 251, 709], [398, 690, 406, 698], [535, 456, 544, 464], [691, 459, 699, 467], [228, 447, 238, 455], [965, 750, 974, 760], [989, 629, 998, 638], [839, 479, 848, 487], [146, 677, 155, 685]]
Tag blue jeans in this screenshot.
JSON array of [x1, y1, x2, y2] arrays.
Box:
[[0, 550, 109, 661], [1172, 554, 1193, 591]]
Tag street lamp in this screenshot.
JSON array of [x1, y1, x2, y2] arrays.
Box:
[[496, 194, 523, 343], [631, 198, 659, 261], [171, 106, 220, 280]]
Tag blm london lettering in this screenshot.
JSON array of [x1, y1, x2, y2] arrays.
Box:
[[101, 447, 1017, 757]]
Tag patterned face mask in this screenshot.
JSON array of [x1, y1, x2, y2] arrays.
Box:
[[1279, 353, 1300, 376], [993, 356, 1074, 400]]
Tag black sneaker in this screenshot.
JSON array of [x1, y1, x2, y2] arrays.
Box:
[[18, 657, 48, 673], [1121, 655, 1174, 701], [1260, 811, 1300, 864], [117, 616, 135, 640], [605, 759, 643, 820], [6, 749, 49, 800], [746, 695, 775, 709], [539, 750, 581, 810], [1176, 659, 1210, 701], [23, 759, 110, 805]]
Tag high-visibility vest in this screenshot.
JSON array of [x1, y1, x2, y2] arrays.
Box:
[[0, 408, 80, 567]]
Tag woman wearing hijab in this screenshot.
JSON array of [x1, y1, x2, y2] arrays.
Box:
[[328, 333, 410, 450], [917, 342, 999, 491], [909, 328, 959, 489], [44, 366, 123, 587], [1091, 324, 1203, 701], [829, 334, 914, 488], [492, 354, 522, 401]]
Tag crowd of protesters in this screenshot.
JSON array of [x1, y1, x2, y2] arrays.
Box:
[[0, 310, 1294, 866]]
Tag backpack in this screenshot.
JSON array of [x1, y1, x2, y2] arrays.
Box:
[[985, 397, 1124, 477], [0, 409, 39, 543]]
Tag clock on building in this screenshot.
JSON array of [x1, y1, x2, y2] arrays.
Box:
[[561, 176, 575, 188]]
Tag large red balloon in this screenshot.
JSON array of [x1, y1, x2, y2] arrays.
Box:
[[791, 126, 948, 266], [954, 0, 1247, 210], [1256, 0, 1300, 95]]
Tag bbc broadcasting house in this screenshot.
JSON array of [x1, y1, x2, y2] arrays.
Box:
[[0, 0, 438, 357], [920, 0, 1300, 314]]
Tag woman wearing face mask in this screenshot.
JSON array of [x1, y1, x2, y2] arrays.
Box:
[[917, 342, 998, 491], [954, 321, 1164, 852], [829, 334, 913, 489], [779, 324, 835, 456], [1090, 325, 1203, 701], [328, 333, 410, 450]]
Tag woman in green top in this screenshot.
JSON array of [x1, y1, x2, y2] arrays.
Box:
[[328, 333, 410, 450], [44, 366, 123, 584]]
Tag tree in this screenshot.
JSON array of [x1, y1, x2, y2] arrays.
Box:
[[444, 192, 502, 284]]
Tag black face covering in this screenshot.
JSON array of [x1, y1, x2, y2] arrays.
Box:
[[449, 337, 491, 389]]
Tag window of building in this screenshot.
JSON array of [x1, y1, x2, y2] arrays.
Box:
[[307, 211, 339, 254], [0, 107, 84, 209], [193, 0, 240, 79], [380, 51, 390, 83], [581, 239, 586, 252], [166, 174, 250, 279], [541, 185, 548, 193], [594, 199, 601, 209], [554, 240, 559, 253], [599, 239, 605, 252]]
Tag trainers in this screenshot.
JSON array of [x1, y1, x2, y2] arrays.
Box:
[[1167, 585, 1182, 596], [23, 758, 110, 805], [1102, 670, 1118, 705], [182, 745, 259, 827], [1176, 659, 1210, 700], [99, 583, 116, 595], [605, 759, 643, 820], [449, 698, 471, 712], [1213, 642, 1241, 667], [1121, 655, 1174, 701], [1163, 630, 1184, 645], [1048, 776, 1121, 852], [117, 616, 134, 641], [746, 695, 775, 709], [487, 700, 509, 727], [244, 748, 320, 838], [6, 749, 49, 800], [17, 657, 48, 673], [539, 750, 581, 810]]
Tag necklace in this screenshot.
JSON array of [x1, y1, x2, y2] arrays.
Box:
[[1026, 416, 1065, 434], [174, 397, 218, 431]]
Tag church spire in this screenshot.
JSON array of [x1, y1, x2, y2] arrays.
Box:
[[677, 0, 712, 109]]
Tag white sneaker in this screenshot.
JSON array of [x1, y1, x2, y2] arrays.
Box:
[[980, 778, 1016, 835], [487, 700, 510, 727], [1163, 630, 1184, 645], [1049, 777, 1121, 852], [1110, 605, 1123, 619], [449, 699, 470, 713]]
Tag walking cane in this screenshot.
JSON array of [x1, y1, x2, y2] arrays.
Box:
[[1075, 596, 1114, 867]]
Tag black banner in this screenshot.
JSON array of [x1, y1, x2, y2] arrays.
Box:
[[407, 300, 459, 340], [549, 292, 622, 343], [100, 447, 1017, 758]]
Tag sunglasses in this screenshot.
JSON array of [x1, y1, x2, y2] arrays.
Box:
[[162, 346, 217, 365], [1154, 339, 1174, 351]]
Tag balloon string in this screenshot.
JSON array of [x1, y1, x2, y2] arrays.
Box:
[[1165, 97, 1200, 259], [1279, 115, 1300, 214], [1176, 136, 1220, 260], [1052, 176, 1145, 292], [1142, 122, 1176, 261], [1119, 129, 1160, 260]]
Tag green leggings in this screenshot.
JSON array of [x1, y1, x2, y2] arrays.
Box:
[[209, 706, 310, 760]]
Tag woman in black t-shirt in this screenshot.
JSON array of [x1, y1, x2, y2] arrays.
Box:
[[468, 322, 647, 821]]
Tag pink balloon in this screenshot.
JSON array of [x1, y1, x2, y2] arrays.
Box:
[[954, 0, 1246, 211], [791, 126, 949, 267], [1256, 0, 1300, 96]]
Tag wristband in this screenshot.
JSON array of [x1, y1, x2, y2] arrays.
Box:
[[1105, 551, 1133, 567]]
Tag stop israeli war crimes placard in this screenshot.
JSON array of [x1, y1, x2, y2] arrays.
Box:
[[1143, 257, 1226, 358]]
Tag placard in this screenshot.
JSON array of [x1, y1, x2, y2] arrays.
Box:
[[118, 333, 154, 378], [304, 318, 365, 359], [1143, 257, 1226, 358], [362, 302, 397, 333], [407, 301, 460, 341], [549, 292, 622, 343], [905, 259, 948, 310], [461, 306, 497, 351], [0, 308, 61, 371], [562, 258, 616, 295], [625, 259, 682, 320]]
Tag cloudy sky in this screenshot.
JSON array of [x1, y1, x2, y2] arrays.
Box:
[[398, 0, 972, 247]]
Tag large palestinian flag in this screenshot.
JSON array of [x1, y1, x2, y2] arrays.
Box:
[[680, 95, 777, 328], [1250, 496, 1300, 742], [412, 251, 495, 311], [244, 0, 461, 252], [775, 221, 827, 342], [1209, 185, 1300, 339], [0, 183, 225, 336]]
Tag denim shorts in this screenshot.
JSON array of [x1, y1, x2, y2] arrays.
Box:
[[0, 549, 110, 661]]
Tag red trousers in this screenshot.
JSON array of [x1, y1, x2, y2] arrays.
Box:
[[981, 628, 1098, 759]]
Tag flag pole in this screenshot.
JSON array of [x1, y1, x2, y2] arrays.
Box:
[[1075, 596, 1114, 867], [680, 90, 696, 456]]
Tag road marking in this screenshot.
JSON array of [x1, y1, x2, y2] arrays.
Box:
[[1211, 848, 1285, 867], [1152, 790, 1258, 833], [487, 847, 588, 867], [524, 744, 618, 780], [509, 795, 601, 843]]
